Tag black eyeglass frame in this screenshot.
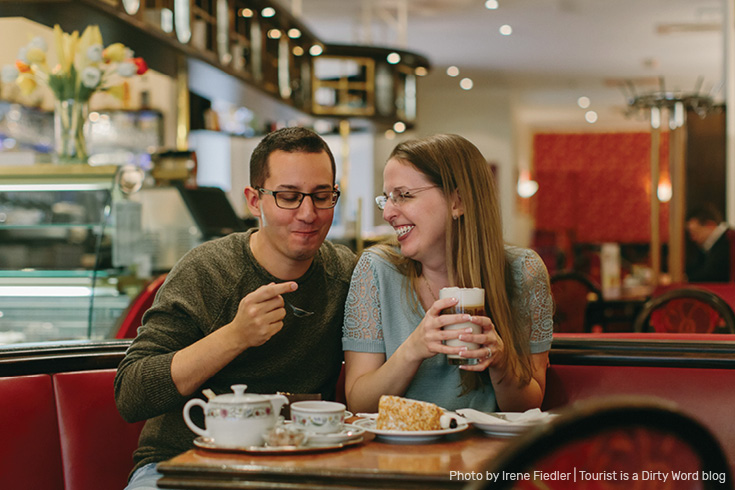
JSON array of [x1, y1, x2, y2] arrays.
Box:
[[257, 187, 341, 209]]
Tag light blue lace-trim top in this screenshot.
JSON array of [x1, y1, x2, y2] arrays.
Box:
[[342, 246, 553, 412]]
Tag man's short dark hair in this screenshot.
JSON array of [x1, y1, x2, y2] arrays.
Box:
[[249, 127, 336, 188], [686, 204, 723, 225]]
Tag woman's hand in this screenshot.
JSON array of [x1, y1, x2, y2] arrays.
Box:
[[455, 315, 506, 372], [404, 296, 473, 361]]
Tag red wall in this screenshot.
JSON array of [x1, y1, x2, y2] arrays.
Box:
[[533, 132, 670, 243]]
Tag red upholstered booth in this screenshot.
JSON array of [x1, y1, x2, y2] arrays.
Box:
[[53, 369, 145, 490], [0, 375, 65, 490], [546, 333, 735, 468]]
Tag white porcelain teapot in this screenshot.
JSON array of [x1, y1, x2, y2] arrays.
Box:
[[183, 384, 289, 447]]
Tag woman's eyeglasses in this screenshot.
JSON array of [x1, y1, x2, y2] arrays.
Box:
[[375, 186, 437, 210], [258, 188, 340, 209]]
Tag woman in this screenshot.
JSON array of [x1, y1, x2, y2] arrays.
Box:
[[342, 134, 553, 413]]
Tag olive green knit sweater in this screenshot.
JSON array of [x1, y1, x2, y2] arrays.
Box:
[[114, 229, 355, 476]]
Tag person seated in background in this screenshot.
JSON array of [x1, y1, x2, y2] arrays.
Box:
[[115, 127, 355, 490], [342, 134, 553, 414], [685, 205, 731, 283]]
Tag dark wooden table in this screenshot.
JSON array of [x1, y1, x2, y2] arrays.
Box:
[[157, 426, 511, 489], [587, 286, 654, 332]]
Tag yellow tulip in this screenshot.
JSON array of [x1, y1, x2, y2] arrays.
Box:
[[77, 25, 104, 70], [54, 25, 66, 72], [90, 26, 103, 47], [16, 72, 37, 96], [79, 25, 101, 48], [103, 43, 126, 63], [54, 26, 79, 74], [26, 47, 46, 64], [63, 30, 80, 73]]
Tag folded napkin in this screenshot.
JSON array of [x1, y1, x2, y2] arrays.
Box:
[[456, 408, 553, 426]]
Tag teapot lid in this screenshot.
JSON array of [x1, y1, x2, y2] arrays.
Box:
[[209, 384, 279, 404]]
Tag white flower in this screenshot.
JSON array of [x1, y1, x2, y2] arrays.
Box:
[[17, 46, 28, 63], [1, 65, 19, 83], [81, 66, 102, 88], [87, 44, 103, 63], [117, 61, 137, 78], [28, 36, 48, 52]]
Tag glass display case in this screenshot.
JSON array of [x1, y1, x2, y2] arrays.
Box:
[[0, 164, 133, 344]]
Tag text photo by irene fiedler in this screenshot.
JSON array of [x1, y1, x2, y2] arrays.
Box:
[[450, 469, 727, 484]]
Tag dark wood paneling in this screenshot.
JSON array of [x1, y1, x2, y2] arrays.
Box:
[[686, 107, 726, 217]]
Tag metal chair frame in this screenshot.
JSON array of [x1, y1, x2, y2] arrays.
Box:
[[549, 270, 603, 333], [633, 287, 735, 334], [467, 396, 733, 490]]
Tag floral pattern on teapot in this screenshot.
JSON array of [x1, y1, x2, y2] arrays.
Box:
[[207, 405, 273, 420]]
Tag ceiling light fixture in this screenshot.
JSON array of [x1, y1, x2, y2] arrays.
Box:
[[460, 78, 473, 90], [267, 29, 281, 39], [393, 121, 406, 133], [447, 66, 459, 77], [292, 46, 304, 56], [239, 8, 253, 18], [261, 7, 276, 17], [387, 52, 401, 64], [485, 0, 499, 9], [499, 24, 513, 35], [309, 44, 323, 56], [585, 111, 598, 123], [415, 66, 428, 76], [577, 96, 590, 109], [288, 28, 302, 39]]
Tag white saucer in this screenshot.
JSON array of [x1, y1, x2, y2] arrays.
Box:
[[353, 418, 468, 444], [298, 423, 366, 445], [193, 436, 363, 453], [456, 409, 556, 438]]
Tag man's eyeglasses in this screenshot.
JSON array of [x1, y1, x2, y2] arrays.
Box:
[[375, 186, 437, 210], [258, 188, 340, 209]]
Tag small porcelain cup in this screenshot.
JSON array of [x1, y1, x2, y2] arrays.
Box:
[[183, 384, 289, 447], [290, 400, 346, 434], [440, 287, 485, 366]]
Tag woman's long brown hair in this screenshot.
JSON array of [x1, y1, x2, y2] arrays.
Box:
[[376, 134, 532, 394]]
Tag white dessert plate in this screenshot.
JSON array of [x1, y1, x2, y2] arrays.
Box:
[[456, 408, 556, 437], [193, 436, 363, 454], [291, 422, 366, 445], [352, 417, 468, 444]]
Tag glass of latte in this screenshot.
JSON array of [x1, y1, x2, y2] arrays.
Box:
[[439, 287, 485, 365]]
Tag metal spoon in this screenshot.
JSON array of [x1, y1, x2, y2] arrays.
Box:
[[285, 299, 314, 317]]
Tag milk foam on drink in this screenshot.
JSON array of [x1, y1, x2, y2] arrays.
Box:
[[439, 287, 485, 366]]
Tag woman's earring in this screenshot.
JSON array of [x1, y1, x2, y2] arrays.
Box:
[[452, 214, 459, 220]]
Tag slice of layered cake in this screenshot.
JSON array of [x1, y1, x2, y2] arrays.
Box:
[[375, 395, 443, 431]]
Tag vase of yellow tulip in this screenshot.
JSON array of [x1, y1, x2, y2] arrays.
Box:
[[4, 24, 148, 164], [54, 98, 89, 163]]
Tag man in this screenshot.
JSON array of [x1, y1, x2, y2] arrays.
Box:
[[115, 127, 356, 489], [685, 205, 731, 283]]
